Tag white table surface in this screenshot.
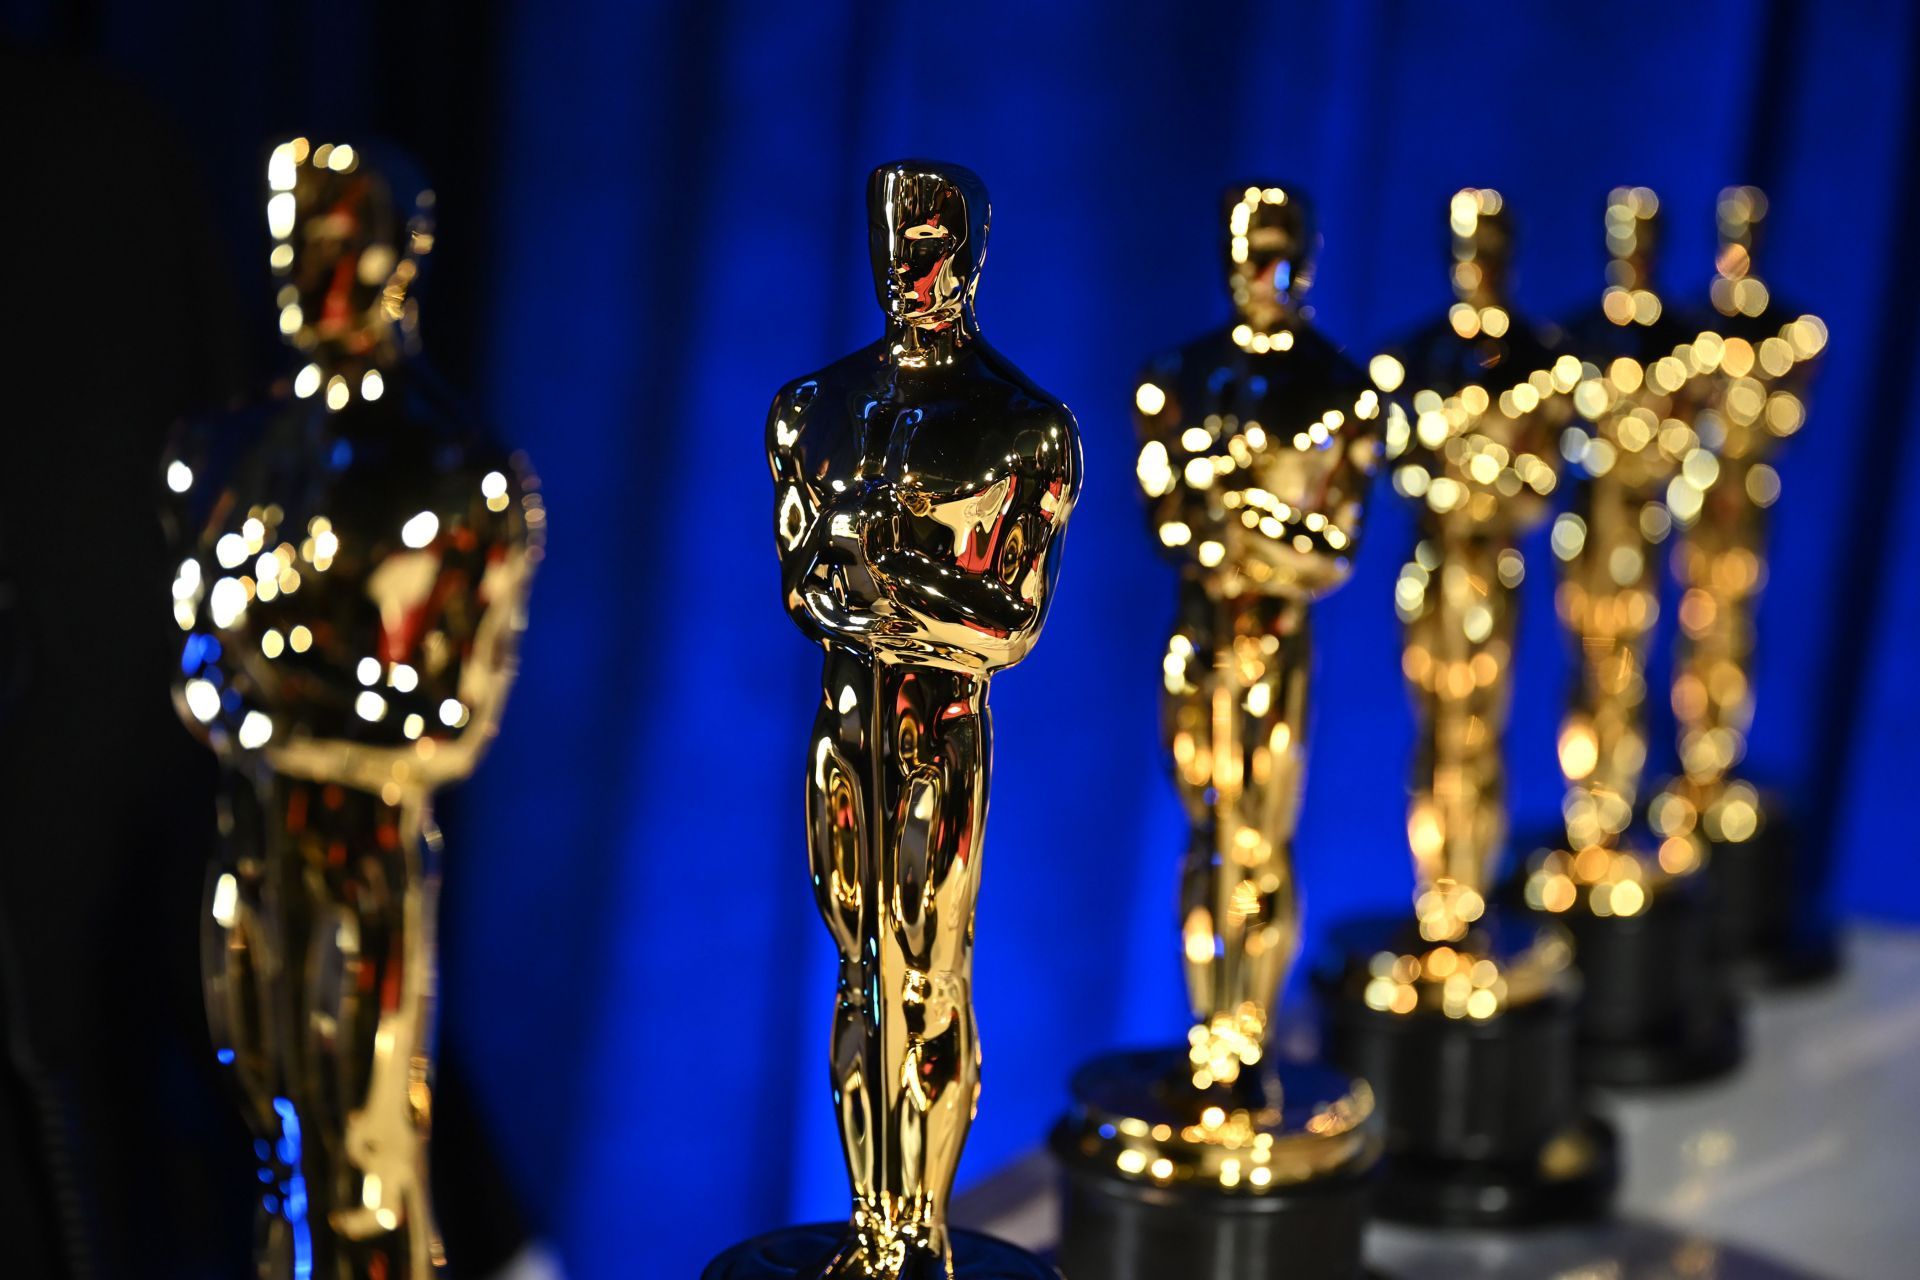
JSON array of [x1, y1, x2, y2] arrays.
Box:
[[952, 924, 1920, 1280]]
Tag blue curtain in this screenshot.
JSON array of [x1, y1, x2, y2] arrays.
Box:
[[6, 1, 1918, 1273]]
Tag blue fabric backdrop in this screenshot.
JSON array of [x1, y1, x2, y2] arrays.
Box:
[[6, 2, 1918, 1273]]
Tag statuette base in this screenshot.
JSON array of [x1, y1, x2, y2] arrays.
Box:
[[1319, 915, 1616, 1228], [1522, 861, 1743, 1088], [1356, 1113, 1615, 1229], [1705, 795, 1841, 990], [702, 1224, 1056, 1280], [1054, 1159, 1372, 1280], [1051, 1050, 1376, 1280]]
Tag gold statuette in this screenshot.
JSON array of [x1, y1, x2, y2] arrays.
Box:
[[1650, 187, 1831, 981], [1525, 187, 1757, 1086], [168, 138, 541, 1278], [1528, 187, 1704, 917], [706, 161, 1078, 1280], [1318, 190, 1614, 1229], [1382, 187, 1572, 976], [1144, 187, 1384, 1107], [1055, 185, 1383, 1280]]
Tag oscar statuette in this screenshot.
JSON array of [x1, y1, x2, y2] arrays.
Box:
[[1318, 189, 1616, 1224], [1649, 187, 1834, 988], [1520, 188, 1744, 1086], [1051, 185, 1383, 1280], [702, 161, 1080, 1280], [166, 138, 542, 1277]]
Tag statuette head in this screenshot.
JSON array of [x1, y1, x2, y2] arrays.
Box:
[[265, 136, 435, 363], [1223, 183, 1315, 326], [868, 159, 989, 327], [1449, 187, 1512, 307]]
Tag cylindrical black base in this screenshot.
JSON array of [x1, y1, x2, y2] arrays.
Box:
[[1318, 916, 1617, 1229], [702, 1224, 1056, 1280], [1707, 799, 1841, 990], [1545, 875, 1744, 1088], [1357, 1111, 1615, 1228], [1052, 1049, 1376, 1280], [1054, 1148, 1372, 1280]]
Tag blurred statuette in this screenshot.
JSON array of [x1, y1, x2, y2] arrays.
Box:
[[168, 137, 541, 1278], [1518, 186, 1744, 1086], [1052, 183, 1384, 1280], [1652, 185, 1834, 987], [1318, 189, 1617, 1226]]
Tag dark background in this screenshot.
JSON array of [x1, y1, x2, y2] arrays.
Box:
[[1, 1, 1916, 1276]]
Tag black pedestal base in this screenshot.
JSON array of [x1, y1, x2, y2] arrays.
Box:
[[1543, 876, 1744, 1088], [1360, 1113, 1616, 1227], [1054, 1148, 1372, 1280], [1318, 915, 1617, 1229], [1707, 800, 1841, 990], [702, 1224, 1056, 1280], [1052, 1049, 1376, 1280]]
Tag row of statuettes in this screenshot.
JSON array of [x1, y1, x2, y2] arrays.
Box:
[[728, 174, 1829, 1277], [162, 145, 1826, 1279]]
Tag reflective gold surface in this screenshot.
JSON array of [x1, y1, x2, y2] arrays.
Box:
[[169, 139, 540, 1279], [766, 161, 1079, 1278], [1057, 1050, 1377, 1191], [1350, 923, 1573, 1020], [1651, 188, 1826, 856], [1375, 189, 1570, 999], [1063, 184, 1384, 1191], [1527, 189, 1703, 916]]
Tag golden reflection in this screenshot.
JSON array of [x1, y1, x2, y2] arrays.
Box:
[[168, 139, 539, 1280], [1653, 187, 1825, 853], [762, 162, 1079, 1277], [1357, 928, 1572, 1021], [1059, 183, 1381, 1194], [1376, 190, 1570, 999]]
